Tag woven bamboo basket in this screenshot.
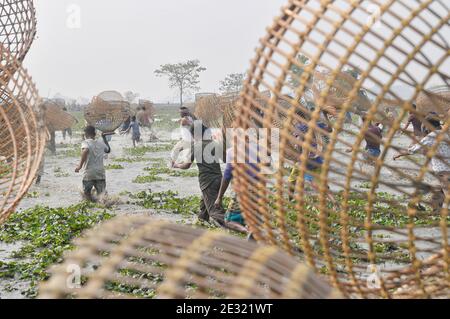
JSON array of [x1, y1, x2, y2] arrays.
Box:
[[97, 90, 124, 102], [42, 100, 77, 132], [232, 0, 450, 299], [0, 48, 45, 224], [194, 94, 223, 128], [136, 99, 155, 127], [138, 99, 155, 115], [84, 96, 130, 133], [38, 216, 341, 299], [194, 90, 288, 130], [0, 0, 36, 82], [416, 86, 450, 117]]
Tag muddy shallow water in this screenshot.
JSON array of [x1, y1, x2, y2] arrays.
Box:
[[1, 126, 448, 298]]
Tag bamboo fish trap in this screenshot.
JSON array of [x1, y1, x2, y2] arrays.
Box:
[[38, 216, 341, 299], [136, 99, 155, 127], [0, 0, 36, 82], [84, 93, 131, 133], [232, 0, 450, 299], [0, 46, 45, 224], [416, 86, 450, 118], [42, 100, 77, 132]]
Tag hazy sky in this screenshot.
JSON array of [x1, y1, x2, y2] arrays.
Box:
[[25, 0, 286, 103]]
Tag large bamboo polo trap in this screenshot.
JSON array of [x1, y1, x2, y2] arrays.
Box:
[[38, 216, 341, 299], [0, 0, 45, 224], [232, 0, 450, 298], [0, 0, 36, 82], [42, 100, 77, 132], [84, 91, 131, 133]]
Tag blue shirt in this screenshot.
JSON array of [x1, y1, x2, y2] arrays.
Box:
[[129, 121, 140, 135], [223, 146, 260, 182]]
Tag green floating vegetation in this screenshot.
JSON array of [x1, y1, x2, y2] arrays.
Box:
[[0, 161, 11, 178], [124, 144, 174, 157], [25, 191, 40, 199], [53, 167, 70, 178], [274, 191, 448, 263], [131, 190, 200, 216], [57, 145, 81, 158], [148, 157, 167, 165], [144, 166, 198, 178], [105, 164, 125, 170], [133, 174, 167, 184], [113, 157, 149, 163], [0, 203, 114, 298]]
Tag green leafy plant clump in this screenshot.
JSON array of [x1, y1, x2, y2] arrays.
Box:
[[105, 164, 125, 170], [144, 166, 198, 178], [113, 157, 149, 163], [124, 144, 174, 157], [133, 174, 167, 184], [0, 203, 114, 298], [57, 145, 82, 158], [53, 167, 70, 178], [131, 190, 200, 216]]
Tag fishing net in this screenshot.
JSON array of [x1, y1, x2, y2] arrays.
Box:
[[38, 216, 341, 299], [232, 0, 450, 298]]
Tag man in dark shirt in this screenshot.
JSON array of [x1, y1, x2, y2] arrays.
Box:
[[173, 121, 225, 226], [346, 114, 382, 162], [403, 103, 423, 140]]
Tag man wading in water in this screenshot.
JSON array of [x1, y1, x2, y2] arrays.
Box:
[[394, 113, 450, 214], [403, 103, 424, 145], [173, 121, 225, 227], [346, 114, 383, 171]]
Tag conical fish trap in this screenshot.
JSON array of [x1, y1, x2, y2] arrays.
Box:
[[136, 99, 155, 127], [84, 96, 130, 133], [194, 91, 284, 130], [0, 0, 36, 82], [38, 216, 341, 299], [0, 53, 45, 224], [42, 100, 77, 132], [194, 94, 223, 129], [233, 0, 450, 299], [138, 99, 155, 116], [97, 90, 124, 102], [416, 86, 450, 117]]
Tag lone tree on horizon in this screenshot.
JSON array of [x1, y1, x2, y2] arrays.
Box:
[[219, 72, 245, 94], [154, 60, 206, 107]]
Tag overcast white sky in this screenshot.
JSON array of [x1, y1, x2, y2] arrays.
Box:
[[25, 0, 285, 103]]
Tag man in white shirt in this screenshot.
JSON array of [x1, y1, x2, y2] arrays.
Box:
[[75, 126, 111, 202], [394, 113, 449, 213], [171, 107, 196, 166]]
